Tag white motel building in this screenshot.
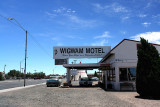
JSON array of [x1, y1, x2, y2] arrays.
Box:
[[55, 39, 160, 90], [99, 39, 160, 90]]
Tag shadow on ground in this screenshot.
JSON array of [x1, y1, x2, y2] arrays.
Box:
[[135, 95, 160, 100], [68, 85, 100, 88]]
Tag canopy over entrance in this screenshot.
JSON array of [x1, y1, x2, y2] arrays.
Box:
[[63, 63, 110, 70], [63, 63, 101, 70], [63, 63, 110, 83]]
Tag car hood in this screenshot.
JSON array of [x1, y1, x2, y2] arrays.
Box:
[[47, 79, 58, 82]]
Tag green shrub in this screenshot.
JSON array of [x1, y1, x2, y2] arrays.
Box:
[[0, 72, 4, 81], [136, 38, 160, 97]]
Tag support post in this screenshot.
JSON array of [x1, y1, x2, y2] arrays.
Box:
[[105, 70, 108, 89], [24, 30, 27, 87], [67, 68, 71, 83]]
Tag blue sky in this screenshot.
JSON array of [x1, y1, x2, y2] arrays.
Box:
[[1, 0, 160, 75]]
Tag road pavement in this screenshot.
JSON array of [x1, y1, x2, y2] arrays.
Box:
[[0, 79, 46, 90]]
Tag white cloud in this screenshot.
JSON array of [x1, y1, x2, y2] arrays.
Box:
[[93, 3, 128, 13], [94, 31, 111, 39], [121, 16, 129, 21], [121, 31, 127, 35], [46, 7, 96, 28], [52, 37, 58, 41], [57, 43, 63, 46], [145, 2, 152, 8], [35, 32, 55, 37], [45, 12, 57, 18], [93, 3, 129, 22], [142, 22, 151, 27], [92, 39, 108, 46], [111, 3, 128, 13], [68, 15, 96, 27], [152, 14, 160, 18], [131, 32, 160, 44], [138, 14, 147, 18], [47, 7, 76, 17], [67, 35, 83, 39]]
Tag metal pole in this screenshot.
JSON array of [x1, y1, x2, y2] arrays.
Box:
[[4, 65, 6, 73], [4, 65, 6, 79], [21, 68, 24, 73], [24, 30, 27, 87], [20, 62, 21, 73], [8, 18, 27, 87]]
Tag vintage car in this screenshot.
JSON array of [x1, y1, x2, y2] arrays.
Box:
[[79, 77, 99, 87], [46, 79, 61, 87]]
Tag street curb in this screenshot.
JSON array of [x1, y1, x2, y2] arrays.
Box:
[[0, 83, 45, 94]]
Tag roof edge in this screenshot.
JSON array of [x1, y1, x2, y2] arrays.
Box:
[[100, 38, 160, 63]]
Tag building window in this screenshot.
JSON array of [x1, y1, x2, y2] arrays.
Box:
[[119, 68, 136, 81], [128, 68, 136, 81], [107, 68, 115, 82]]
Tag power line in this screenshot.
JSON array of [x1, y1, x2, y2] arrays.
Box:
[[28, 32, 53, 58], [0, 14, 22, 29], [0, 14, 53, 59]]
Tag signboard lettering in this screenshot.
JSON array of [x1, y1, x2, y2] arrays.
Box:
[[53, 46, 110, 59]]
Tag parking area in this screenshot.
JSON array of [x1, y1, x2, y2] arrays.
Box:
[[0, 84, 160, 107]]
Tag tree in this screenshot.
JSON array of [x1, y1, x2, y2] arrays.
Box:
[[0, 72, 4, 81], [136, 38, 160, 97], [8, 70, 21, 78], [33, 72, 46, 78]]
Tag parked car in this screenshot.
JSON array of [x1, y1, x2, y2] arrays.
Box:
[[46, 79, 61, 87], [88, 77, 99, 86], [79, 77, 99, 87], [34, 77, 41, 80], [79, 77, 89, 86]]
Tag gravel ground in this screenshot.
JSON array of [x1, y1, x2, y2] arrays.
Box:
[[0, 84, 160, 107]]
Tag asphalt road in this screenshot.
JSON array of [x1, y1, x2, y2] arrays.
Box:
[[0, 79, 46, 90]]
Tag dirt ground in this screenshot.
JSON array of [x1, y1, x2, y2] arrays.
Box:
[[0, 84, 160, 107]]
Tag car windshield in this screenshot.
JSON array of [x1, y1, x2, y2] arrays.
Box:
[[90, 77, 99, 81], [49, 76, 59, 79], [81, 78, 88, 81]]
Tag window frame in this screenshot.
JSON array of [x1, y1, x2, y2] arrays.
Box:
[[119, 67, 136, 82]]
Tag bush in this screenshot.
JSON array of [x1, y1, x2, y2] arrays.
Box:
[[136, 38, 160, 97], [0, 72, 4, 81]]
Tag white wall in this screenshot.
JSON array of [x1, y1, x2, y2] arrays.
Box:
[[74, 70, 87, 80], [112, 40, 138, 60], [102, 40, 160, 90]]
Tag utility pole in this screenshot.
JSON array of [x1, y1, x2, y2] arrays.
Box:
[[21, 68, 24, 78], [4, 65, 6, 79], [24, 30, 27, 87], [8, 18, 27, 87], [20, 62, 21, 73]]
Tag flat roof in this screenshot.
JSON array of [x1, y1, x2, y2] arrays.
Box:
[[63, 63, 110, 69], [63, 63, 100, 69]]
